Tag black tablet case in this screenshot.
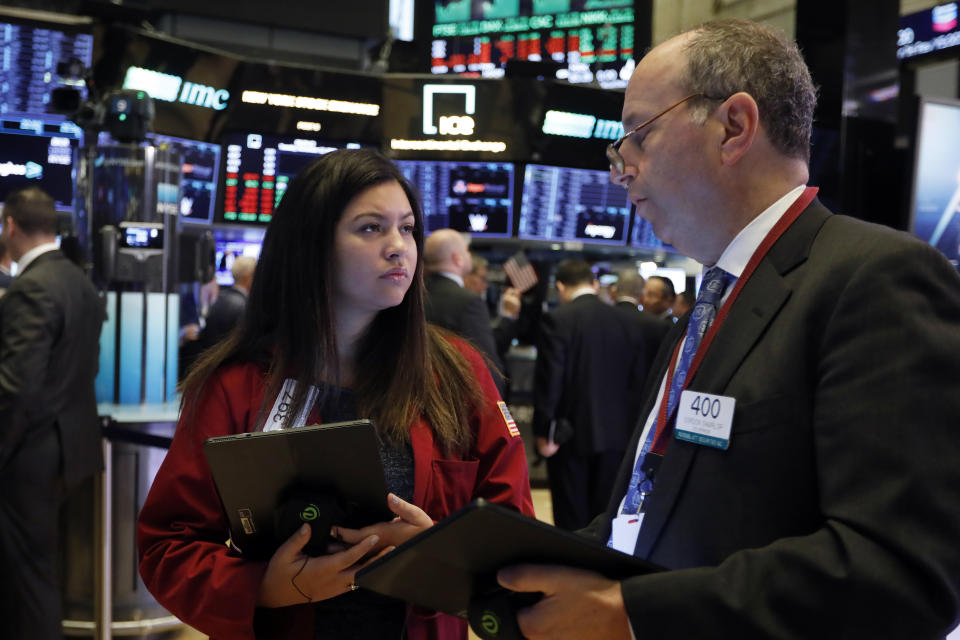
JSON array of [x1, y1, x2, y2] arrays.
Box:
[[355, 499, 661, 617], [203, 419, 393, 559]]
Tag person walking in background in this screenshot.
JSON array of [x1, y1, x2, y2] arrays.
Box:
[[611, 267, 671, 375], [138, 150, 533, 640], [0, 186, 105, 640], [533, 259, 657, 531], [640, 274, 677, 322]]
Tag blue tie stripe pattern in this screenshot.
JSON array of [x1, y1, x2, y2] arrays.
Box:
[[618, 266, 733, 518]]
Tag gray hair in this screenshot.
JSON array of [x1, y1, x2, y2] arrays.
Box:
[[230, 255, 257, 283], [680, 19, 817, 163]]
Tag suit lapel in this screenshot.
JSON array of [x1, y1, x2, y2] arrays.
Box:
[[632, 201, 832, 558]]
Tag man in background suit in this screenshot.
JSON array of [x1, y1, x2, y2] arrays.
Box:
[[610, 268, 670, 366], [423, 229, 503, 390], [0, 187, 105, 640], [199, 255, 256, 349], [533, 259, 657, 530], [499, 19, 960, 639], [640, 274, 676, 322]]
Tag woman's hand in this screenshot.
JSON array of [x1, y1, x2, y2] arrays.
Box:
[[332, 493, 433, 552], [256, 523, 389, 608]]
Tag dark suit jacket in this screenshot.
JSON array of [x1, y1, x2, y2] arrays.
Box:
[[200, 285, 246, 349], [586, 201, 960, 638], [0, 250, 105, 489], [533, 293, 657, 455], [614, 300, 671, 372], [424, 273, 503, 385]]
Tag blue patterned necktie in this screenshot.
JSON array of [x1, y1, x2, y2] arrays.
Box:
[[618, 266, 734, 518]]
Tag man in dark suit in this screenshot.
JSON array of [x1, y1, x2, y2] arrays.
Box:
[[0, 187, 105, 640], [640, 274, 676, 322], [423, 229, 503, 390], [499, 20, 960, 639], [533, 260, 657, 531], [198, 254, 256, 350], [610, 267, 670, 367]]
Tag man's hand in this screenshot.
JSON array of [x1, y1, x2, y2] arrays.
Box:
[[497, 565, 633, 640], [536, 436, 560, 458]]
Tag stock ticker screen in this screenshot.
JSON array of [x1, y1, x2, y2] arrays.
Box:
[[395, 160, 515, 237], [219, 133, 361, 225], [0, 19, 94, 115], [519, 163, 629, 245], [431, 0, 634, 88], [0, 115, 81, 209]]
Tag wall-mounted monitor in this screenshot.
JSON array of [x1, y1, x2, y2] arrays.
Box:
[[0, 114, 82, 210], [0, 15, 94, 116], [214, 238, 262, 286], [98, 131, 222, 224], [910, 97, 960, 266], [518, 163, 628, 245], [395, 159, 514, 237], [217, 133, 363, 225], [629, 210, 671, 252], [430, 0, 635, 89]]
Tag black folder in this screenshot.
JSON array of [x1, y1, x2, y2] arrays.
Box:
[[355, 499, 661, 618], [203, 419, 393, 559]]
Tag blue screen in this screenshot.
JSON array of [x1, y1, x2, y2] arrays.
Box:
[[912, 99, 960, 265], [0, 114, 81, 209], [519, 163, 628, 245]]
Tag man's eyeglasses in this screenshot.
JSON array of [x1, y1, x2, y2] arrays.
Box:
[[606, 93, 708, 174]]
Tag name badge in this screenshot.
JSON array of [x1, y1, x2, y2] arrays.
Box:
[[607, 513, 643, 554], [675, 390, 736, 450]]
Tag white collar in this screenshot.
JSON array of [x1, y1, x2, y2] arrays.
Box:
[[15, 242, 60, 276], [714, 185, 806, 278], [569, 286, 597, 301], [436, 271, 464, 288]]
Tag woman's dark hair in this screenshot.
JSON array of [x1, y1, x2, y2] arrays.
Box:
[[182, 149, 480, 454]]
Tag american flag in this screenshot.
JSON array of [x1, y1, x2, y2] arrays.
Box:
[[503, 250, 538, 293]]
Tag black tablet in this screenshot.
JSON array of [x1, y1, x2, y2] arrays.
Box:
[[203, 419, 393, 559], [355, 499, 661, 618]]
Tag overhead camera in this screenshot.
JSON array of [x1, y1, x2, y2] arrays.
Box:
[[48, 59, 155, 142]]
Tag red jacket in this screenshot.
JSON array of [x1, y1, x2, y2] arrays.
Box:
[[137, 339, 534, 640]]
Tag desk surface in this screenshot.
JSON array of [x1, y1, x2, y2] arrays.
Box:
[[98, 401, 181, 424]]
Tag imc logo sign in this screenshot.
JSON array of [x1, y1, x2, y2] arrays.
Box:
[[123, 66, 230, 111], [422, 84, 476, 136]]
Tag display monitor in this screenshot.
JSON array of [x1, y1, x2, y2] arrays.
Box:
[[98, 131, 222, 224], [0, 16, 94, 115], [629, 210, 672, 252], [430, 0, 635, 88], [910, 97, 960, 266], [214, 238, 262, 286], [518, 163, 628, 245], [218, 133, 362, 225], [395, 160, 514, 236], [0, 114, 81, 210]]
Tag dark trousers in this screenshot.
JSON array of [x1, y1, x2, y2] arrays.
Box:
[[0, 425, 64, 640], [546, 446, 624, 531]]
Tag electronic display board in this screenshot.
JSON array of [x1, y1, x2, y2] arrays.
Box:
[[910, 97, 960, 266], [629, 210, 670, 252], [395, 159, 514, 236], [518, 163, 628, 244], [99, 131, 222, 224], [431, 0, 634, 88], [0, 17, 93, 115], [217, 133, 362, 225], [0, 114, 81, 210]]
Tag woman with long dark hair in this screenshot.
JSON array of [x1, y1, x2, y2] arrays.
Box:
[[137, 149, 534, 639]]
